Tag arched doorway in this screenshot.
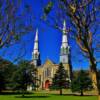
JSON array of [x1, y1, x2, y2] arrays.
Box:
[[45, 80, 50, 89]]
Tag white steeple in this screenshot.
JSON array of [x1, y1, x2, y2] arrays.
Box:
[[60, 20, 70, 64], [34, 28, 39, 54], [61, 20, 68, 48], [32, 28, 41, 66], [60, 20, 72, 81], [63, 20, 67, 34]]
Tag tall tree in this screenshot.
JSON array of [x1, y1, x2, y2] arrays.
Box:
[[0, 70, 6, 92], [0, 57, 17, 90], [12, 60, 37, 96], [98, 70, 100, 91], [71, 70, 92, 96], [50, 63, 69, 95]]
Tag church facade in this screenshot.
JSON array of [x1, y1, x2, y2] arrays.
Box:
[[31, 21, 72, 90]]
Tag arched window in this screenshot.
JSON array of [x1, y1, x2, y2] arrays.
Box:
[[34, 53, 38, 59], [47, 68, 51, 77], [61, 47, 65, 54]]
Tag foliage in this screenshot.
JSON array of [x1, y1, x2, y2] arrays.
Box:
[[50, 63, 69, 95], [71, 70, 93, 96], [12, 60, 37, 94], [0, 70, 6, 92], [44, 1, 53, 15], [0, 57, 17, 91]]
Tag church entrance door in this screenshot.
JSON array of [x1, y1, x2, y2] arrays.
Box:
[[45, 80, 50, 89]]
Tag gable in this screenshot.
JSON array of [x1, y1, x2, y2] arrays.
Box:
[[44, 59, 53, 65]]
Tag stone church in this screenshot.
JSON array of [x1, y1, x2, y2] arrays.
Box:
[[31, 21, 72, 90]]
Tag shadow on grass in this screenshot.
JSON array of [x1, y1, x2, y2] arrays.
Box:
[[15, 95, 50, 98], [51, 94, 96, 96], [0, 91, 33, 95]]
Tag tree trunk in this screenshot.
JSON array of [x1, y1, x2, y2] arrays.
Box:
[[90, 63, 100, 95], [88, 50, 100, 95], [80, 90, 84, 96], [98, 95, 100, 100], [83, 39, 100, 95], [22, 94, 24, 97], [22, 89, 25, 97], [60, 89, 62, 95]]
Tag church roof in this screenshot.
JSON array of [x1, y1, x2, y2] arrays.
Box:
[[37, 59, 58, 68], [44, 59, 58, 65], [43, 59, 54, 66]]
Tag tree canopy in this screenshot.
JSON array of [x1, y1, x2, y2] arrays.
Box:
[[71, 70, 92, 96], [50, 63, 69, 95], [12, 60, 37, 93]]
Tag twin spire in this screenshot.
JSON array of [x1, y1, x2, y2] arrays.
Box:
[[32, 20, 69, 66]]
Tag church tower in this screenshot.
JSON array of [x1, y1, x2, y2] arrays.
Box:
[[32, 29, 41, 66], [60, 20, 70, 64], [60, 20, 72, 80]]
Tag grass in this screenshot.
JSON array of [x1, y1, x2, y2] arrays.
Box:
[[0, 92, 98, 100]]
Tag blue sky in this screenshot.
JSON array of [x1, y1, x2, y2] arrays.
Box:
[[0, 0, 99, 70]]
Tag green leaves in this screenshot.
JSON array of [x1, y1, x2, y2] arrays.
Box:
[[14, 34, 20, 40], [12, 60, 37, 92], [44, 1, 53, 15], [42, 1, 53, 20], [0, 58, 17, 91], [71, 70, 92, 96], [50, 63, 69, 93], [60, 0, 66, 3]]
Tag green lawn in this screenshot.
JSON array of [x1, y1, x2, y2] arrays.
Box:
[[0, 93, 97, 100]]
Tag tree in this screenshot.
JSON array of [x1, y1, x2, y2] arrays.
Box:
[[0, 70, 6, 92], [50, 63, 69, 95], [71, 70, 92, 96], [0, 0, 34, 48], [12, 60, 36, 96], [0, 57, 17, 91], [98, 70, 100, 91], [2, 63, 17, 89], [0, 0, 35, 63], [42, 0, 100, 95]]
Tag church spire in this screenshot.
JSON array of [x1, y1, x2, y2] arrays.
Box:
[[60, 20, 70, 64], [63, 20, 67, 34], [34, 29, 39, 54], [60, 20, 73, 80], [62, 20, 68, 47], [32, 28, 41, 66]]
